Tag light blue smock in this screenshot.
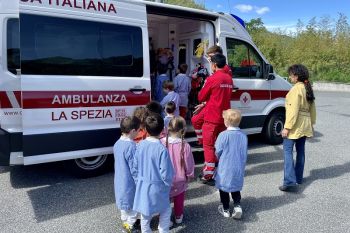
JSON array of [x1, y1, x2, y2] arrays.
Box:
[[155, 74, 170, 102], [174, 73, 191, 107], [214, 127, 248, 192], [133, 137, 174, 216], [114, 136, 138, 211], [160, 91, 180, 116]]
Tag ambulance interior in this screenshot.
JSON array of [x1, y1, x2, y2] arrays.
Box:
[[147, 13, 215, 124]]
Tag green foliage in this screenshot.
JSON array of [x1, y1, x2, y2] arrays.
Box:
[[146, 0, 205, 10], [247, 14, 350, 83]]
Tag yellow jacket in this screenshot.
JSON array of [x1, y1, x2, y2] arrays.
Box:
[[284, 82, 316, 139]]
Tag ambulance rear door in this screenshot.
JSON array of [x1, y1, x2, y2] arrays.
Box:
[[19, 0, 150, 165]]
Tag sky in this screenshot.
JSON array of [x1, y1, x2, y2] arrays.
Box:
[[203, 0, 350, 33]]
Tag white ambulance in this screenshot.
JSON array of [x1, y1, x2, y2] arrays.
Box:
[[0, 0, 291, 176]]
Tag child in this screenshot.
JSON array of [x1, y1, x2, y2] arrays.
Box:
[[146, 101, 163, 116], [160, 80, 180, 117], [132, 106, 149, 143], [155, 64, 170, 102], [215, 109, 247, 219], [163, 101, 176, 131], [161, 117, 195, 225], [114, 116, 141, 233], [174, 64, 191, 119], [133, 114, 174, 233]]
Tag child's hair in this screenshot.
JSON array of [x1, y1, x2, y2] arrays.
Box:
[[223, 109, 242, 127], [146, 101, 163, 115], [157, 63, 168, 74], [210, 54, 226, 68], [132, 106, 149, 127], [165, 101, 176, 114], [120, 116, 141, 134], [166, 116, 187, 169], [162, 80, 175, 91], [178, 63, 188, 74], [206, 45, 223, 55], [145, 114, 164, 136], [287, 64, 315, 104]]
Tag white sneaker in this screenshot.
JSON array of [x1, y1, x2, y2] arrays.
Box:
[[232, 205, 242, 219], [218, 205, 231, 218], [175, 215, 183, 224]]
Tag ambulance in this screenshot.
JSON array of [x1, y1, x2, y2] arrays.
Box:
[[0, 0, 291, 176]]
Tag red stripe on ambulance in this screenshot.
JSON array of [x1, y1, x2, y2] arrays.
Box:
[[0, 91, 13, 108], [231, 90, 288, 101], [22, 91, 151, 109]]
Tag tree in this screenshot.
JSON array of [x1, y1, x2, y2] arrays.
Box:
[[147, 0, 205, 10]]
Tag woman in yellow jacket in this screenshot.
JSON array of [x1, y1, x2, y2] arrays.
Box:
[[279, 64, 316, 192]]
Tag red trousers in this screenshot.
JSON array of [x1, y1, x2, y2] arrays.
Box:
[[179, 106, 187, 119], [202, 121, 226, 179], [191, 109, 205, 144], [192, 111, 226, 179], [173, 191, 185, 217]]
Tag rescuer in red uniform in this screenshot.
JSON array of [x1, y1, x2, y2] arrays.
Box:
[[194, 53, 233, 184], [191, 46, 232, 146]]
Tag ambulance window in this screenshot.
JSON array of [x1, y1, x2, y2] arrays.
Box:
[[20, 14, 143, 77], [7, 19, 20, 75], [226, 38, 263, 79], [178, 43, 187, 65]]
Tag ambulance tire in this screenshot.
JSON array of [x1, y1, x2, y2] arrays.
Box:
[[263, 110, 285, 145], [65, 154, 113, 178]]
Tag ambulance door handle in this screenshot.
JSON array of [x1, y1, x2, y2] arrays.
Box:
[[129, 88, 146, 94], [232, 86, 239, 93]]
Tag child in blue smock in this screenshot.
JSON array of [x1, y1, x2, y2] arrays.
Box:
[[114, 116, 141, 233], [215, 109, 248, 219], [160, 81, 180, 116], [133, 114, 174, 233], [155, 64, 170, 102]]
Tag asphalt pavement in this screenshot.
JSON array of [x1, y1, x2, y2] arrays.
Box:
[[1, 91, 350, 233]]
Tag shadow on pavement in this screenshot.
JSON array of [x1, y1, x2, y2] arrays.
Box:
[[0, 166, 11, 174], [27, 172, 114, 222], [9, 162, 74, 189], [307, 130, 323, 143]]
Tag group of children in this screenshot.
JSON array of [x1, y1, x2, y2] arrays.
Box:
[[114, 99, 248, 233]]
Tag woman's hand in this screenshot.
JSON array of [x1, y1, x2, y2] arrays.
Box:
[[281, 128, 289, 138]]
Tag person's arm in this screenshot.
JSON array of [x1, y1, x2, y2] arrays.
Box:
[[159, 149, 174, 187], [310, 101, 316, 125], [129, 144, 139, 183], [214, 133, 224, 159], [184, 144, 195, 179], [282, 88, 301, 137], [198, 77, 212, 102]]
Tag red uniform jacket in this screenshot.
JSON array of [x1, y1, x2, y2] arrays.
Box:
[[198, 69, 233, 124]]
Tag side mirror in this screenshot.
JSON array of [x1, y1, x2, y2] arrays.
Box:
[[267, 74, 275, 80], [263, 64, 274, 80]]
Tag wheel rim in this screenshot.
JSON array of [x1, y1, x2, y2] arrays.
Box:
[[74, 155, 108, 170], [273, 119, 284, 136]]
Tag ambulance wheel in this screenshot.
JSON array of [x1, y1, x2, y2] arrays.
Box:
[[65, 154, 112, 178], [263, 110, 285, 145]]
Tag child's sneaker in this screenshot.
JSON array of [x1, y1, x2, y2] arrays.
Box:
[[218, 205, 231, 218], [122, 222, 140, 233], [232, 204, 242, 219], [175, 214, 183, 224]]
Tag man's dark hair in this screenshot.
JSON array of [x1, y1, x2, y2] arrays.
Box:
[[211, 54, 226, 68], [146, 101, 163, 115], [145, 114, 164, 136], [120, 116, 141, 134], [165, 101, 176, 114]]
